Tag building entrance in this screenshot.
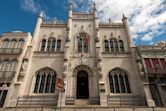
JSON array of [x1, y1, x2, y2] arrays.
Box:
[[76, 70, 89, 99]]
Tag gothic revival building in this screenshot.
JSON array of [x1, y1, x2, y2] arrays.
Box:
[[0, 3, 165, 111]]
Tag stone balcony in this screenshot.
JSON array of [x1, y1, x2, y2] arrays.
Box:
[[0, 48, 22, 55]]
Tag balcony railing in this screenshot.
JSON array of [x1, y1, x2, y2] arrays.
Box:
[[0, 71, 15, 79], [146, 68, 166, 74], [0, 48, 22, 55], [16, 95, 58, 108], [107, 95, 146, 107]]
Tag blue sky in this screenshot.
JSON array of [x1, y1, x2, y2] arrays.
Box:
[[0, 0, 165, 45]]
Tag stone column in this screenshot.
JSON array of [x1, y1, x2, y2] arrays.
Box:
[[143, 83, 156, 107]]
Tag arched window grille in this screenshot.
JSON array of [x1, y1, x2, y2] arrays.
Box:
[[56, 39, 61, 51], [109, 69, 131, 93], [41, 39, 46, 51], [119, 40, 124, 52], [34, 68, 56, 93], [104, 40, 109, 52]]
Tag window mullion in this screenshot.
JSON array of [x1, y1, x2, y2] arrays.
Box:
[[117, 74, 122, 93], [123, 75, 127, 93], [108, 40, 111, 53], [37, 74, 42, 93], [43, 73, 48, 93], [49, 75, 53, 93], [55, 40, 57, 52], [112, 74, 116, 93], [44, 40, 48, 52], [81, 37, 84, 53]]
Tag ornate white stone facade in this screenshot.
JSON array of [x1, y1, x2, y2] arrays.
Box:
[[0, 3, 166, 111]]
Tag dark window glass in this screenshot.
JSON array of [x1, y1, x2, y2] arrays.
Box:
[[125, 74, 131, 93], [51, 39, 55, 52], [114, 74, 120, 93], [51, 75, 56, 93], [119, 74, 125, 93], [45, 74, 51, 93], [41, 39, 46, 51], [57, 40, 61, 51], [39, 74, 46, 93], [105, 40, 109, 52], [109, 75, 114, 93], [110, 40, 114, 52], [119, 40, 124, 52], [114, 40, 118, 52], [47, 40, 51, 52], [78, 38, 82, 53], [34, 74, 40, 93]]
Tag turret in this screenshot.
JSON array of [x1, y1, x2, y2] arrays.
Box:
[[122, 14, 134, 47], [67, 2, 72, 31], [33, 11, 43, 42]]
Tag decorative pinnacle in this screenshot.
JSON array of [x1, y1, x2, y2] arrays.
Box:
[[69, 2, 72, 10], [122, 14, 127, 20], [93, 2, 96, 11], [39, 11, 44, 18]]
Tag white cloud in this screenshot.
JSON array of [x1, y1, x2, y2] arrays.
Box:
[[20, 0, 57, 20], [20, 0, 40, 13], [92, 0, 166, 42]]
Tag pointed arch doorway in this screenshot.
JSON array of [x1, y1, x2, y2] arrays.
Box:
[[76, 70, 89, 99]]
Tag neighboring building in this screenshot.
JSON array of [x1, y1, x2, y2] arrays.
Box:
[[0, 32, 32, 108], [136, 42, 166, 107], [0, 3, 165, 111]]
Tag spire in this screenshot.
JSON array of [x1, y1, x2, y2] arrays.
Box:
[[122, 13, 127, 20], [69, 2, 72, 10], [93, 2, 96, 12], [39, 11, 44, 18]]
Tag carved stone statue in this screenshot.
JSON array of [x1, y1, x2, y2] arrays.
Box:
[[21, 60, 28, 74], [137, 61, 145, 79]]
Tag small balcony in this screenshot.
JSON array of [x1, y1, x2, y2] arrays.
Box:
[[16, 95, 58, 108], [146, 68, 166, 74], [0, 48, 22, 55], [0, 71, 15, 79]]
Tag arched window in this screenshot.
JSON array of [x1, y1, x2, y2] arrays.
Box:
[[34, 68, 56, 93], [1, 39, 9, 48], [51, 39, 56, 52], [78, 38, 82, 53], [110, 40, 114, 52], [47, 39, 51, 52], [10, 59, 17, 71], [114, 40, 119, 52], [119, 40, 124, 52], [77, 33, 89, 53], [10, 39, 17, 49], [18, 39, 24, 48], [109, 68, 131, 93], [41, 39, 46, 51], [104, 40, 109, 52], [56, 39, 61, 51]]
